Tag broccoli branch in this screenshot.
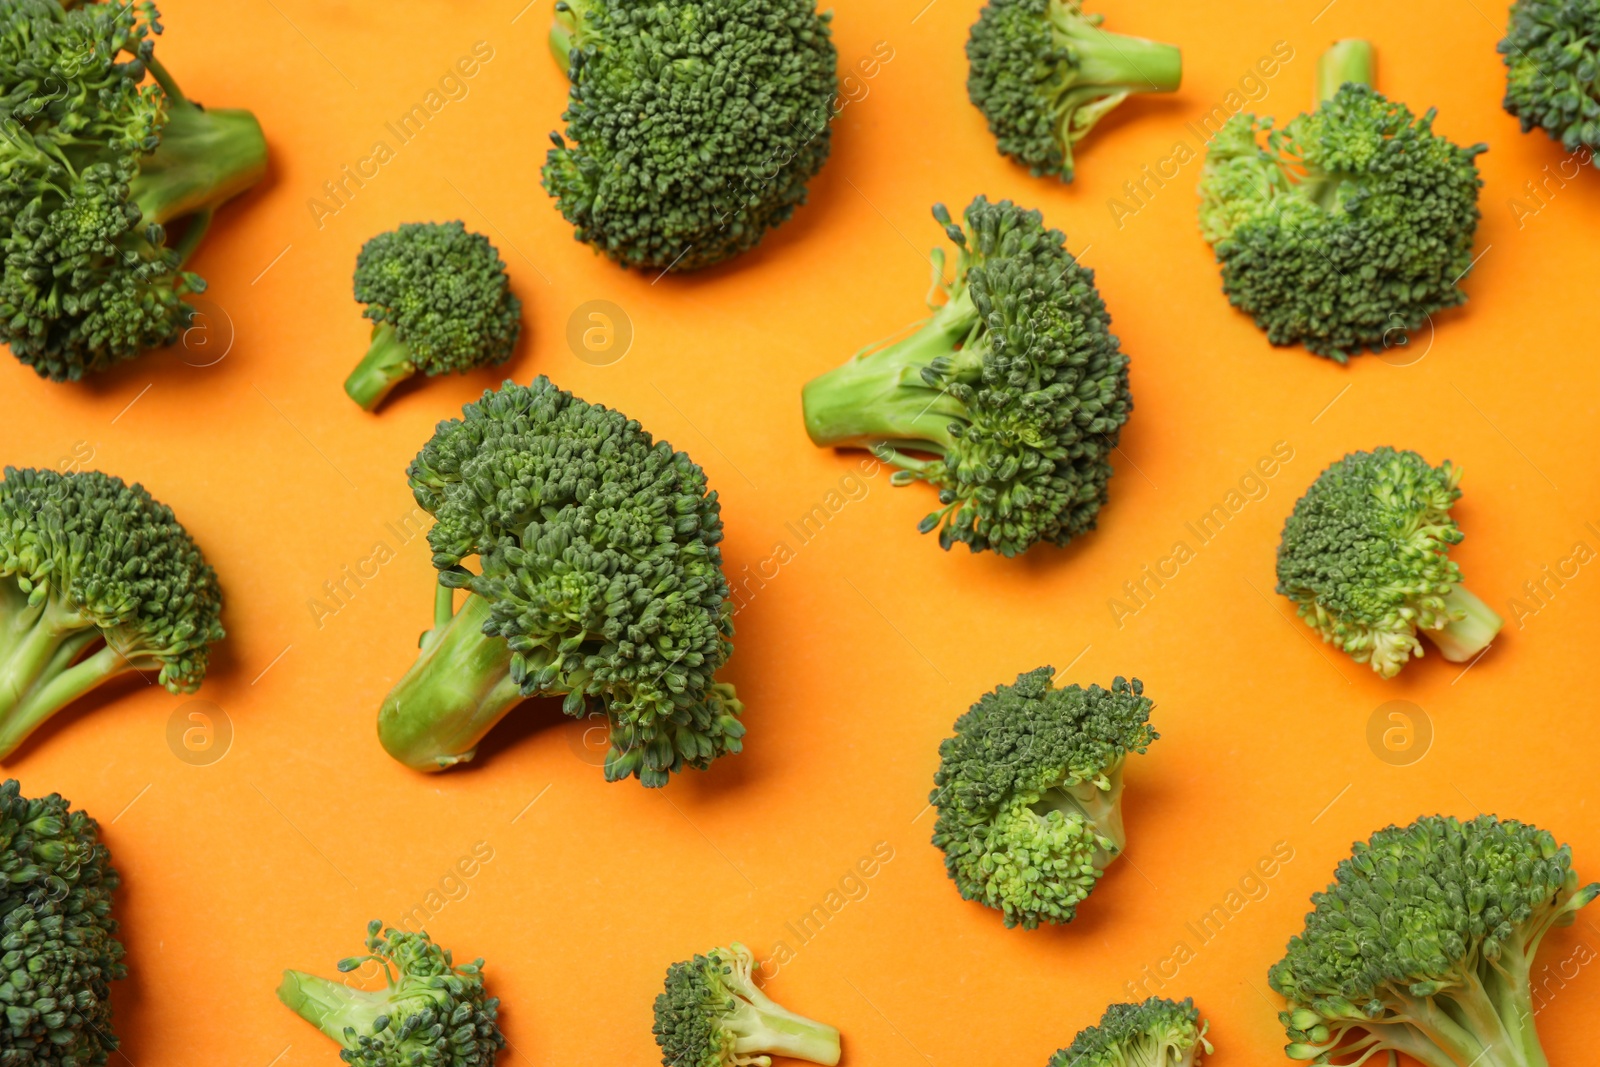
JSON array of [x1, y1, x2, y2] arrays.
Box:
[[1050, 7, 1182, 141], [344, 324, 417, 412], [721, 950, 841, 1066], [1423, 584, 1503, 663], [276, 970, 394, 1048], [1316, 39, 1376, 105]]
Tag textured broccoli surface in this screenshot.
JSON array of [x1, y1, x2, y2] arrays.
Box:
[[1276, 447, 1502, 679], [542, 0, 837, 272], [0, 467, 224, 759], [653, 943, 841, 1067], [801, 196, 1132, 557], [1050, 997, 1211, 1067], [1197, 40, 1485, 362], [344, 221, 523, 411], [1271, 814, 1597, 1067], [929, 668, 1156, 930], [278, 920, 504, 1067], [0, 0, 266, 381], [0, 780, 125, 1067], [967, 0, 1181, 182], [375, 377, 744, 787], [1500, 0, 1600, 154]]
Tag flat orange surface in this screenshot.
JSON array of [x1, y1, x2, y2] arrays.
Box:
[[2, 0, 1598, 1063]]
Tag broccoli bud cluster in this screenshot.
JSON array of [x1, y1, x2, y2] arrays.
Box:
[[653, 942, 841, 1067], [1500, 0, 1600, 155], [1050, 997, 1211, 1067]]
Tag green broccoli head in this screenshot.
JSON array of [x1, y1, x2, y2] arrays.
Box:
[[1499, 0, 1600, 155], [1050, 997, 1211, 1067], [278, 920, 504, 1067], [801, 196, 1133, 557], [1276, 447, 1502, 679], [0, 0, 266, 381], [1271, 814, 1598, 1067], [0, 780, 126, 1067], [542, 0, 837, 272], [344, 221, 523, 411], [653, 943, 841, 1067], [930, 668, 1156, 930], [0, 467, 225, 759], [966, 0, 1182, 182], [376, 377, 744, 787], [1197, 41, 1485, 362]]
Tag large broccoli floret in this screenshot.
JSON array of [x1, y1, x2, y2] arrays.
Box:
[[278, 920, 504, 1067], [929, 668, 1156, 930], [0, 467, 225, 759], [1197, 40, 1485, 362], [1271, 814, 1598, 1067], [0, 0, 267, 381], [375, 377, 744, 787], [653, 943, 841, 1067], [542, 0, 837, 272], [967, 0, 1182, 182], [800, 196, 1132, 557], [343, 221, 523, 411], [0, 779, 125, 1067], [1050, 997, 1211, 1067], [1276, 447, 1502, 679], [1500, 0, 1600, 155]]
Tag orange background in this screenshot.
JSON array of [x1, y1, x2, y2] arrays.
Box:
[[1, 0, 1597, 1063]]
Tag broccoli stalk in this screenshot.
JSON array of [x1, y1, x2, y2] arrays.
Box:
[[1050, 997, 1212, 1067], [653, 943, 841, 1067], [1313, 38, 1375, 105]]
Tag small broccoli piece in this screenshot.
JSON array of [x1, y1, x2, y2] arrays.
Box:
[[1271, 814, 1598, 1067], [278, 920, 504, 1067], [542, 0, 838, 272], [1500, 0, 1600, 155], [1276, 447, 1502, 679], [801, 196, 1132, 557], [653, 943, 841, 1067], [344, 221, 523, 411], [0, 467, 224, 759], [967, 0, 1182, 182], [1197, 40, 1486, 362], [0, 779, 125, 1067], [0, 0, 267, 381], [1050, 997, 1212, 1067], [375, 376, 744, 787], [929, 668, 1156, 930]]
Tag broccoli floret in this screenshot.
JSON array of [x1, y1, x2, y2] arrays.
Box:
[[1271, 814, 1598, 1067], [1050, 997, 1212, 1067], [0, 0, 267, 381], [800, 196, 1132, 557], [653, 943, 841, 1067], [375, 376, 744, 787], [967, 0, 1182, 182], [542, 0, 837, 272], [343, 221, 523, 411], [278, 920, 504, 1067], [0, 780, 125, 1067], [1276, 447, 1502, 679], [1197, 40, 1485, 362], [929, 668, 1156, 930], [1500, 0, 1600, 155], [0, 467, 225, 759]]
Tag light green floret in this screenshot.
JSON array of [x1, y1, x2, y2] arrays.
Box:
[[652, 943, 841, 1067], [1275, 447, 1502, 679], [1050, 997, 1212, 1067]]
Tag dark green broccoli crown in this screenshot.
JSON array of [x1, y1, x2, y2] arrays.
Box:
[[0, 467, 224, 691], [0, 0, 204, 381], [1197, 84, 1485, 362], [0, 781, 125, 1067], [1275, 448, 1462, 677], [653, 945, 748, 1067], [542, 0, 838, 272], [408, 377, 741, 787], [353, 222, 521, 377], [1500, 0, 1600, 153], [930, 668, 1155, 928], [1049, 997, 1209, 1067]]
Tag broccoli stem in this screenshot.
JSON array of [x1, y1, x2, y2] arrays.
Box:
[[1423, 584, 1503, 663], [1052, 10, 1184, 99], [1316, 39, 1376, 104], [729, 995, 842, 1066], [1048, 764, 1128, 866], [549, 14, 575, 69], [276, 970, 392, 1045], [377, 589, 526, 771], [130, 87, 267, 258], [344, 324, 417, 412], [0, 589, 131, 758]]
